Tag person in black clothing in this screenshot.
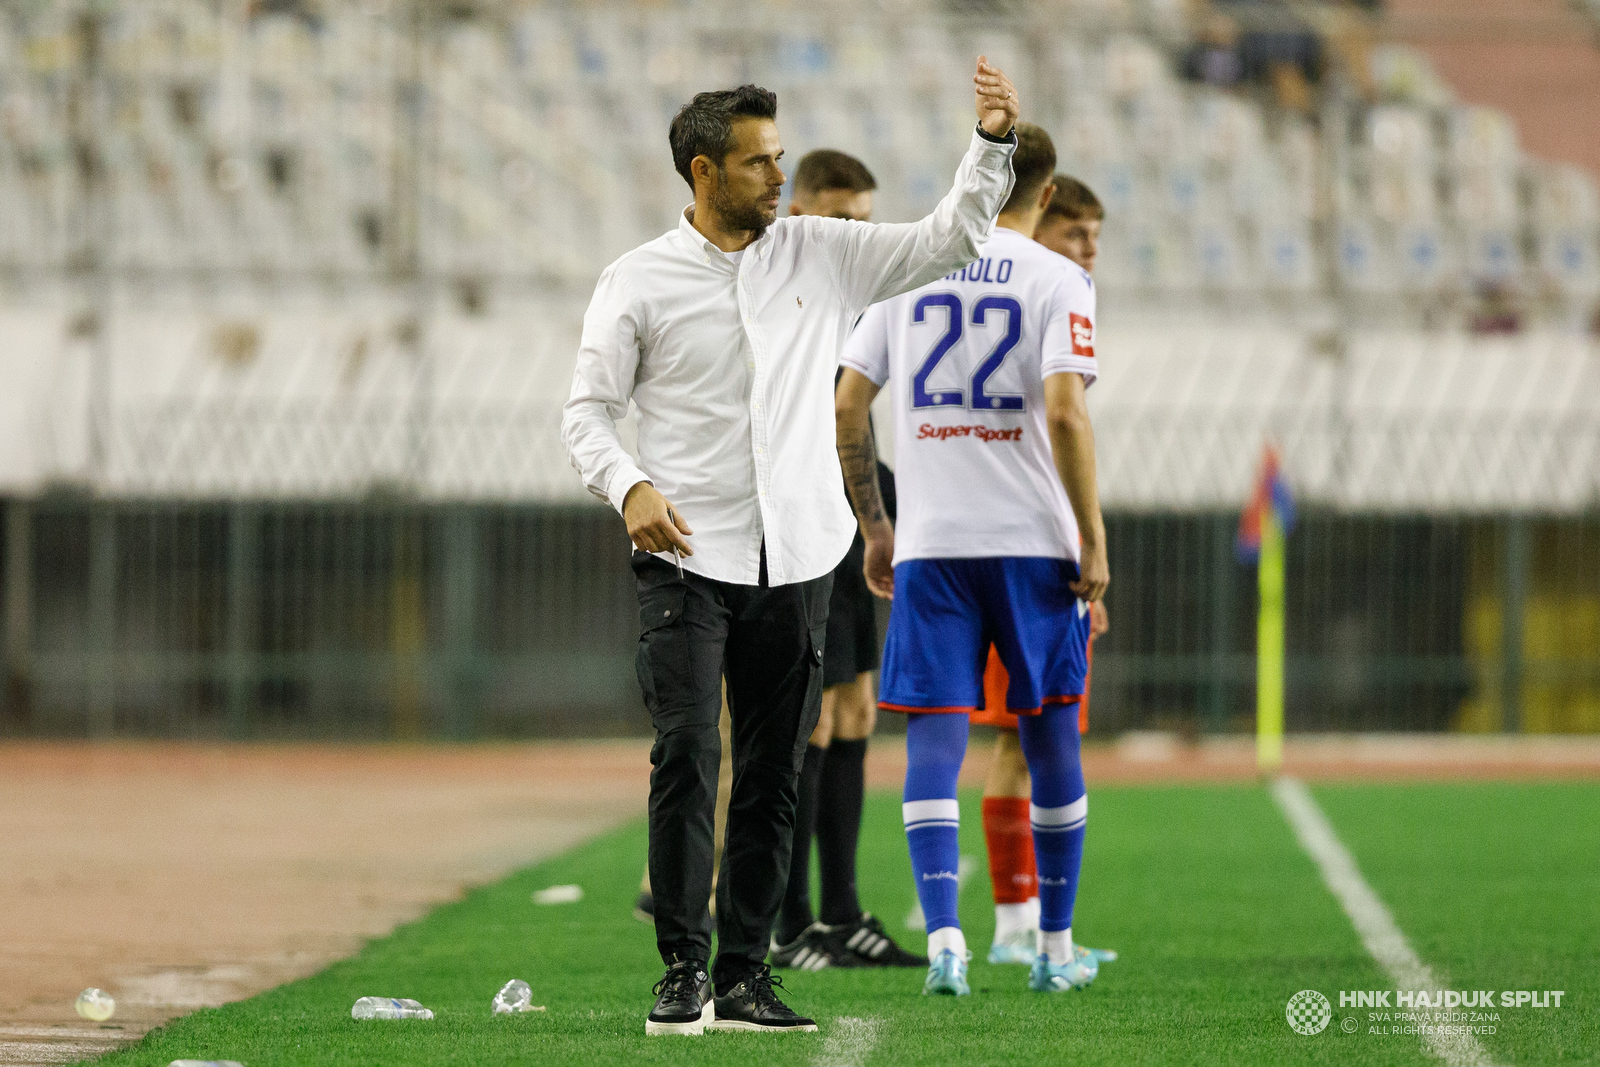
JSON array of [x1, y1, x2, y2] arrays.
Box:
[[767, 152, 924, 972]]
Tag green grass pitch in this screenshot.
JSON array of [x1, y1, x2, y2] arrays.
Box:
[[82, 780, 1598, 1066]]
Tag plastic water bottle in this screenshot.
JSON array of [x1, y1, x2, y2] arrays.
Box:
[[492, 979, 533, 1014], [351, 997, 434, 1020], [75, 988, 116, 1022]]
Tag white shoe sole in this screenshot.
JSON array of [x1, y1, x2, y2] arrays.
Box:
[[645, 1000, 713, 1036], [706, 1019, 818, 1033]]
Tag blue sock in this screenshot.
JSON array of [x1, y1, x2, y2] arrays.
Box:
[[902, 713, 969, 939], [1016, 704, 1087, 935]]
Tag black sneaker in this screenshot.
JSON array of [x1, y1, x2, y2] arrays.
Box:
[[708, 967, 817, 1032], [645, 959, 713, 1036], [633, 890, 655, 924], [768, 922, 858, 971], [837, 912, 928, 968]]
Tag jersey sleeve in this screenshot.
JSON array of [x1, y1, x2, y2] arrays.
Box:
[[839, 298, 893, 386], [1039, 267, 1098, 386]]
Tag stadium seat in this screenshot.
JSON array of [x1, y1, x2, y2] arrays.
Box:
[[0, 0, 1592, 333]]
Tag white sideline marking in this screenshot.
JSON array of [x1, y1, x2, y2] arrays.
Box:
[[813, 1016, 881, 1067], [1270, 778, 1500, 1067]]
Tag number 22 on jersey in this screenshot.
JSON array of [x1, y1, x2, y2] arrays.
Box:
[[910, 293, 1024, 412]]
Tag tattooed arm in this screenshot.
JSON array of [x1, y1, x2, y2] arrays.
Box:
[[835, 368, 894, 599]]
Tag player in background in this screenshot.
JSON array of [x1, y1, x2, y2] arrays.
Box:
[[1033, 174, 1101, 271], [836, 125, 1109, 996], [771, 150, 924, 971], [974, 174, 1115, 967]]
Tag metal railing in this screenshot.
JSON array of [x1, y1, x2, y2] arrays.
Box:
[[1, 498, 640, 738], [5, 498, 1596, 739]]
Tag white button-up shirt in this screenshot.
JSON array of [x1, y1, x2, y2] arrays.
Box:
[[562, 127, 1016, 586]]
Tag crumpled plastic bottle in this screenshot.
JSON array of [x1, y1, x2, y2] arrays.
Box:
[[492, 979, 535, 1014], [351, 997, 434, 1020], [75, 988, 115, 1022]]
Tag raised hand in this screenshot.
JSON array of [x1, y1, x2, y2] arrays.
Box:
[[973, 56, 1019, 138]]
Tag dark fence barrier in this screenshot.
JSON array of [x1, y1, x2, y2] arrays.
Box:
[[2, 498, 1597, 739]]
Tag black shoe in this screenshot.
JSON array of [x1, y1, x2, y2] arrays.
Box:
[[708, 967, 817, 1032], [633, 890, 655, 924], [837, 912, 928, 968], [645, 959, 713, 1036], [768, 922, 859, 971]]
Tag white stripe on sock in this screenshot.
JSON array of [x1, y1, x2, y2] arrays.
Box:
[[902, 798, 960, 826], [1030, 796, 1087, 828]]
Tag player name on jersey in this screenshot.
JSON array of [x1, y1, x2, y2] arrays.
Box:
[[942, 257, 1015, 284]]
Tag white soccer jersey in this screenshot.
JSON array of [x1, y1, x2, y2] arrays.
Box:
[[840, 226, 1097, 565]]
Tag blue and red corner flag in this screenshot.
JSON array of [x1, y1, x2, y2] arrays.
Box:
[[1237, 444, 1295, 562]]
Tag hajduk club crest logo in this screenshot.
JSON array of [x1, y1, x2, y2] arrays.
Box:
[[1286, 989, 1332, 1035]]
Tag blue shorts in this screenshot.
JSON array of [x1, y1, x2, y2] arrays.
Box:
[[878, 557, 1092, 715]]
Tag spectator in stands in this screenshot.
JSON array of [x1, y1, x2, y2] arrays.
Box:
[[1470, 282, 1524, 336], [1183, 11, 1245, 88], [1184, 2, 1324, 108]]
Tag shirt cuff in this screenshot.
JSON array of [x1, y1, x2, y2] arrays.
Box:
[[975, 122, 1017, 145], [606, 466, 653, 516]]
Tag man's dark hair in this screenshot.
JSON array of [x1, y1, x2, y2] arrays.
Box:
[[1043, 173, 1105, 222], [792, 149, 877, 198], [999, 123, 1057, 214], [669, 85, 779, 190]]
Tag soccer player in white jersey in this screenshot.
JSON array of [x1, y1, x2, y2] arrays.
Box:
[[834, 125, 1108, 996], [973, 174, 1115, 968]]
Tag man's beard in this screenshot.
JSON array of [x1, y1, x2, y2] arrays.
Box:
[[711, 171, 776, 238]]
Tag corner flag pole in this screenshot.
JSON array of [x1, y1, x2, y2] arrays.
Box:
[[1256, 511, 1285, 772]]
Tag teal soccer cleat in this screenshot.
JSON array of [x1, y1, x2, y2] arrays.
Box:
[[987, 928, 1037, 965], [1027, 946, 1098, 992], [922, 949, 971, 996], [991, 932, 1116, 967]]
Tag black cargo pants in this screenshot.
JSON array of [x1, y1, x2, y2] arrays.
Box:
[[633, 550, 832, 991]]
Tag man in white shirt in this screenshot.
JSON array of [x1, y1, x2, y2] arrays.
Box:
[[561, 62, 1020, 1035], [834, 124, 1109, 999]]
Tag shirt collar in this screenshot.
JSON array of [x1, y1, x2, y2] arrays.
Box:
[[678, 205, 769, 266]]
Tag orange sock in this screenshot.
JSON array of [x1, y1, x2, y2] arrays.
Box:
[[981, 796, 1037, 905]]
